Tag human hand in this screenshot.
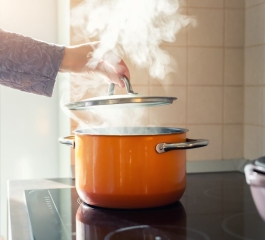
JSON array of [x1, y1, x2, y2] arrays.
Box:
[[59, 43, 130, 88]]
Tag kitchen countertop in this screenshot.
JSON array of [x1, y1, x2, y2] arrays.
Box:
[[8, 171, 265, 240], [8, 157, 248, 239], [8, 178, 75, 240]]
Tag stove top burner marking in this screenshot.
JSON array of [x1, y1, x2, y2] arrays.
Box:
[[203, 186, 252, 202], [222, 212, 264, 240], [104, 225, 210, 240]]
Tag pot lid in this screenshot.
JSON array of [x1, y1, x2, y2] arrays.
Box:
[[65, 76, 177, 110]]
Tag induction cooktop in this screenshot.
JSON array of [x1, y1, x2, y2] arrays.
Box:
[[24, 172, 265, 240]]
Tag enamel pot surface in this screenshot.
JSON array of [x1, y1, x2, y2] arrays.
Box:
[[59, 127, 208, 209]]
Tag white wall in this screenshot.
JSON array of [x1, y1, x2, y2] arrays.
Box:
[[0, 0, 64, 238]]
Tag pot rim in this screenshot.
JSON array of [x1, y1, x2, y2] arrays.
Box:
[[73, 127, 189, 136]]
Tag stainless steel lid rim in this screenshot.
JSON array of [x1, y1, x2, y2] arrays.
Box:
[[65, 76, 177, 109], [73, 127, 189, 136], [66, 96, 177, 110]]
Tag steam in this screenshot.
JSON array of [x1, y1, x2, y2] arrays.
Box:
[[61, 96, 150, 133], [63, 0, 195, 131], [60, 73, 149, 131], [71, 0, 195, 79]]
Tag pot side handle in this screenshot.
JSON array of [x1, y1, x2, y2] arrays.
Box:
[[58, 136, 75, 148], [156, 138, 209, 154]]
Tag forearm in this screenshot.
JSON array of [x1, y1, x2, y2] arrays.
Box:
[[0, 29, 130, 96], [59, 42, 129, 88], [59, 43, 97, 73], [0, 29, 64, 97]]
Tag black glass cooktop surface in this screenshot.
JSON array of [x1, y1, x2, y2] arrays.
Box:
[[24, 172, 265, 240]]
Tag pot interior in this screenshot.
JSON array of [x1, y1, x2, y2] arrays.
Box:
[[74, 127, 188, 136]]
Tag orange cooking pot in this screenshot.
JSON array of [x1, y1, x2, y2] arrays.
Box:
[[59, 127, 208, 209]]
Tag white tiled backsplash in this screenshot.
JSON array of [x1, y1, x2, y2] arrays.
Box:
[[70, 0, 265, 163], [245, 0, 265, 160]]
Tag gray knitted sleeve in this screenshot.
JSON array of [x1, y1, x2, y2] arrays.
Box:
[[0, 29, 65, 97]]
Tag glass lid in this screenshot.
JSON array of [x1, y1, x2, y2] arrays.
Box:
[[65, 76, 177, 110]]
